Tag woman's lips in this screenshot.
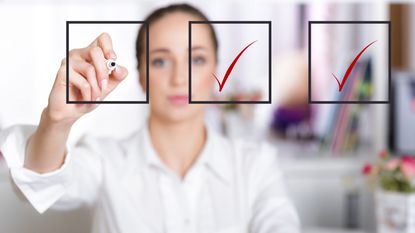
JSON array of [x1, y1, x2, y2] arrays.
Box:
[[168, 95, 189, 105]]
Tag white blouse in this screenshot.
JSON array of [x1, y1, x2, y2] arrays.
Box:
[[0, 123, 300, 233]]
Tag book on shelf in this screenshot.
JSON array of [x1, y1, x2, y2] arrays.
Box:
[[320, 58, 373, 155]]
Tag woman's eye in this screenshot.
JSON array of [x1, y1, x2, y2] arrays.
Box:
[[151, 58, 168, 68], [192, 56, 206, 65]]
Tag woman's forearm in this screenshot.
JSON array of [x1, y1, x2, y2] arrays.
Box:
[[24, 107, 74, 174]]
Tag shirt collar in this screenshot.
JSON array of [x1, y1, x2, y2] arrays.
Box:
[[202, 127, 232, 185], [141, 121, 165, 170], [141, 119, 232, 185]]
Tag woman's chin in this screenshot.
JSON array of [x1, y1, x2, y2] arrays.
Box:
[[162, 105, 202, 123]]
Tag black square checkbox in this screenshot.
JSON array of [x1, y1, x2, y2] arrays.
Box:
[[188, 21, 272, 104], [66, 21, 149, 104], [308, 21, 391, 104]]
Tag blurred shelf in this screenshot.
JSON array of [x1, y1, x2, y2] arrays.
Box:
[[280, 155, 367, 175], [280, 157, 368, 179]]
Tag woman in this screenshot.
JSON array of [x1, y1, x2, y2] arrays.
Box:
[[0, 3, 299, 233]]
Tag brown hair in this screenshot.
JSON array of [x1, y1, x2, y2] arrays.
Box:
[[135, 3, 218, 69]]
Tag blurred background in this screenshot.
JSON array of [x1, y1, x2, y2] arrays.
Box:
[[0, 0, 415, 233]]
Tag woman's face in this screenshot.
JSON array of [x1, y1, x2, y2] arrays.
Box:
[[139, 12, 216, 123]]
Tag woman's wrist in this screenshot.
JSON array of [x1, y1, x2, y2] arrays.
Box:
[[42, 106, 77, 130]]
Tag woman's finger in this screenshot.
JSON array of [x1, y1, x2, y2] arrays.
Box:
[[110, 65, 128, 81], [69, 69, 92, 102], [95, 32, 117, 59], [88, 46, 108, 94], [80, 32, 117, 60], [71, 59, 101, 101], [102, 65, 129, 98], [76, 33, 116, 61]]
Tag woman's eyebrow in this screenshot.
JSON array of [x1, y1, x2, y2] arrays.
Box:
[[150, 48, 171, 54], [150, 46, 206, 54], [192, 46, 207, 51]]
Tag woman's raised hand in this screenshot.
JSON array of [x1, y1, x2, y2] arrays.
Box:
[[47, 32, 128, 125]]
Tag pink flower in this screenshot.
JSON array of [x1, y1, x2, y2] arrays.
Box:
[[401, 156, 415, 179], [379, 150, 388, 159], [384, 158, 399, 171], [362, 163, 373, 175]]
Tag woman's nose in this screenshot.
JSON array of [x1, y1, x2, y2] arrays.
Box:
[[171, 61, 187, 86]]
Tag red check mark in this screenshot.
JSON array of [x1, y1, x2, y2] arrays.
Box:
[[332, 40, 377, 92], [213, 40, 257, 92]]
